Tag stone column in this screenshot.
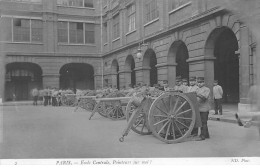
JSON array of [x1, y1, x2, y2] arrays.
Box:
[[134, 66, 150, 85], [42, 74, 60, 89], [187, 56, 215, 90], [94, 74, 102, 89], [111, 72, 118, 88], [155, 63, 177, 87], [122, 70, 132, 88], [118, 71, 125, 89], [239, 24, 250, 106]]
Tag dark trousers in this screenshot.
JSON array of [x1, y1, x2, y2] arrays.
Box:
[[33, 96, 38, 105], [52, 97, 57, 106], [214, 98, 222, 115], [47, 96, 51, 105], [200, 112, 209, 139], [44, 96, 48, 106]]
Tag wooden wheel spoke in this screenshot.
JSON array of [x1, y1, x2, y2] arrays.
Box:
[[141, 121, 145, 132], [161, 98, 169, 112], [157, 120, 170, 135], [171, 121, 176, 139], [155, 105, 169, 116], [175, 109, 192, 116], [107, 107, 115, 115], [174, 100, 187, 114], [165, 121, 171, 140], [134, 118, 143, 128], [174, 120, 183, 136], [175, 119, 189, 129], [171, 96, 179, 113], [153, 114, 168, 118], [115, 108, 118, 119], [153, 118, 169, 126], [175, 116, 192, 120]]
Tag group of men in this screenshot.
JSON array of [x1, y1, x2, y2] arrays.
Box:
[[160, 76, 223, 141], [31, 87, 72, 106]]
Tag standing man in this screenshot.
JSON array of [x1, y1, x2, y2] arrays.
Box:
[[187, 76, 200, 137], [181, 78, 189, 93], [213, 80, 223, 115], [43, 87, 48, 106], [187, 76, 199, 93], [174, 76, 183, 92], [196, 77, 211, 140], [32, 87, 39, 106]]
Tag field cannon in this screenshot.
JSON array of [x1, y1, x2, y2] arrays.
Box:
[[119, 91, 202, 144]]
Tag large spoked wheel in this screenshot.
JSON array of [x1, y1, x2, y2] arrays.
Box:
[[61, 94, 77, 106], [126, 93, 152, 135], [78, 98, 96, 111], [148, 92, 196, 143], [106, 100, 126, 120], [97, 102, 108, 118]]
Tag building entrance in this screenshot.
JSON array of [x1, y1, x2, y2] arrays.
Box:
[[176, 42, 189, 80], [5, 62, 42, 101], [214, 28, 239, 103], [59, 63, 94, 92]]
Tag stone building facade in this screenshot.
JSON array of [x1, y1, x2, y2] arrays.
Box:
[[0, 0, 103, 101], [101, 0, 258, 111], [0, 0, 259, 112]]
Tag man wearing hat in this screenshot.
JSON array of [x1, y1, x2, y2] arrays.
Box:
[[213, 80, 223, 115], [196, 77, 211, 140], [181, 78, 189, 93], [187, 76, 200, 137], [187, 76, 199, 93], [174, 76, 183, 92]]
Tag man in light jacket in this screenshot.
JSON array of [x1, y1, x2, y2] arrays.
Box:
[[213, 80, 223, 115]]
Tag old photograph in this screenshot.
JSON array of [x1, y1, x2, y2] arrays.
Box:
[[0, 0, 260, 166]]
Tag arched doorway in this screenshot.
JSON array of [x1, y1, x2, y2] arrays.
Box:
[[59, 63, 94, 92], [176, 42, 189, 79], [214, 28, 239, 103], [206, 27, 239, 103], [125, 55, 136, 87], [111, 59, 120, 89], [143, 49, 158, 87], [5, 62, 42, 101], [168, 41, 189, 80]]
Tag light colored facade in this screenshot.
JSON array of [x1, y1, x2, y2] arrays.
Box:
[[0, 0, 259, 112], [0, 0, 103, 101], [101, 0, 259, 111]]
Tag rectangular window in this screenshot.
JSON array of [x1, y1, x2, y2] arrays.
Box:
[[13, 18, 30, 42], [2, 0, 42, 3], [145, 0, 158, 23], [113, 14, 120, 39], [58, 21, 95, 44], [168, 0, 189, 11], [58, 21, 68, 43], [103, 22, 107, 43], [127, 4, 136, 32], [69, 22, 84, 44], [31, 20, 42, 42], [85, 23, 95, 44], [57, 0, 93, 8], [84, 0, 93, 8]]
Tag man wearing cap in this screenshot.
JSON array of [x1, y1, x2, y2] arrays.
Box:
[[187, 76, 200, 136], [196, 77, 211, 140], [174, 76, 183, 92], [187, 76, 199, 93], [213, 80, 223, 115], [181, 78, 189, 93]]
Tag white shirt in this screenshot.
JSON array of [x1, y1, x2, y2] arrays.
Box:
[[187, 85, 199, 93], [213, 85, 223, 99]]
